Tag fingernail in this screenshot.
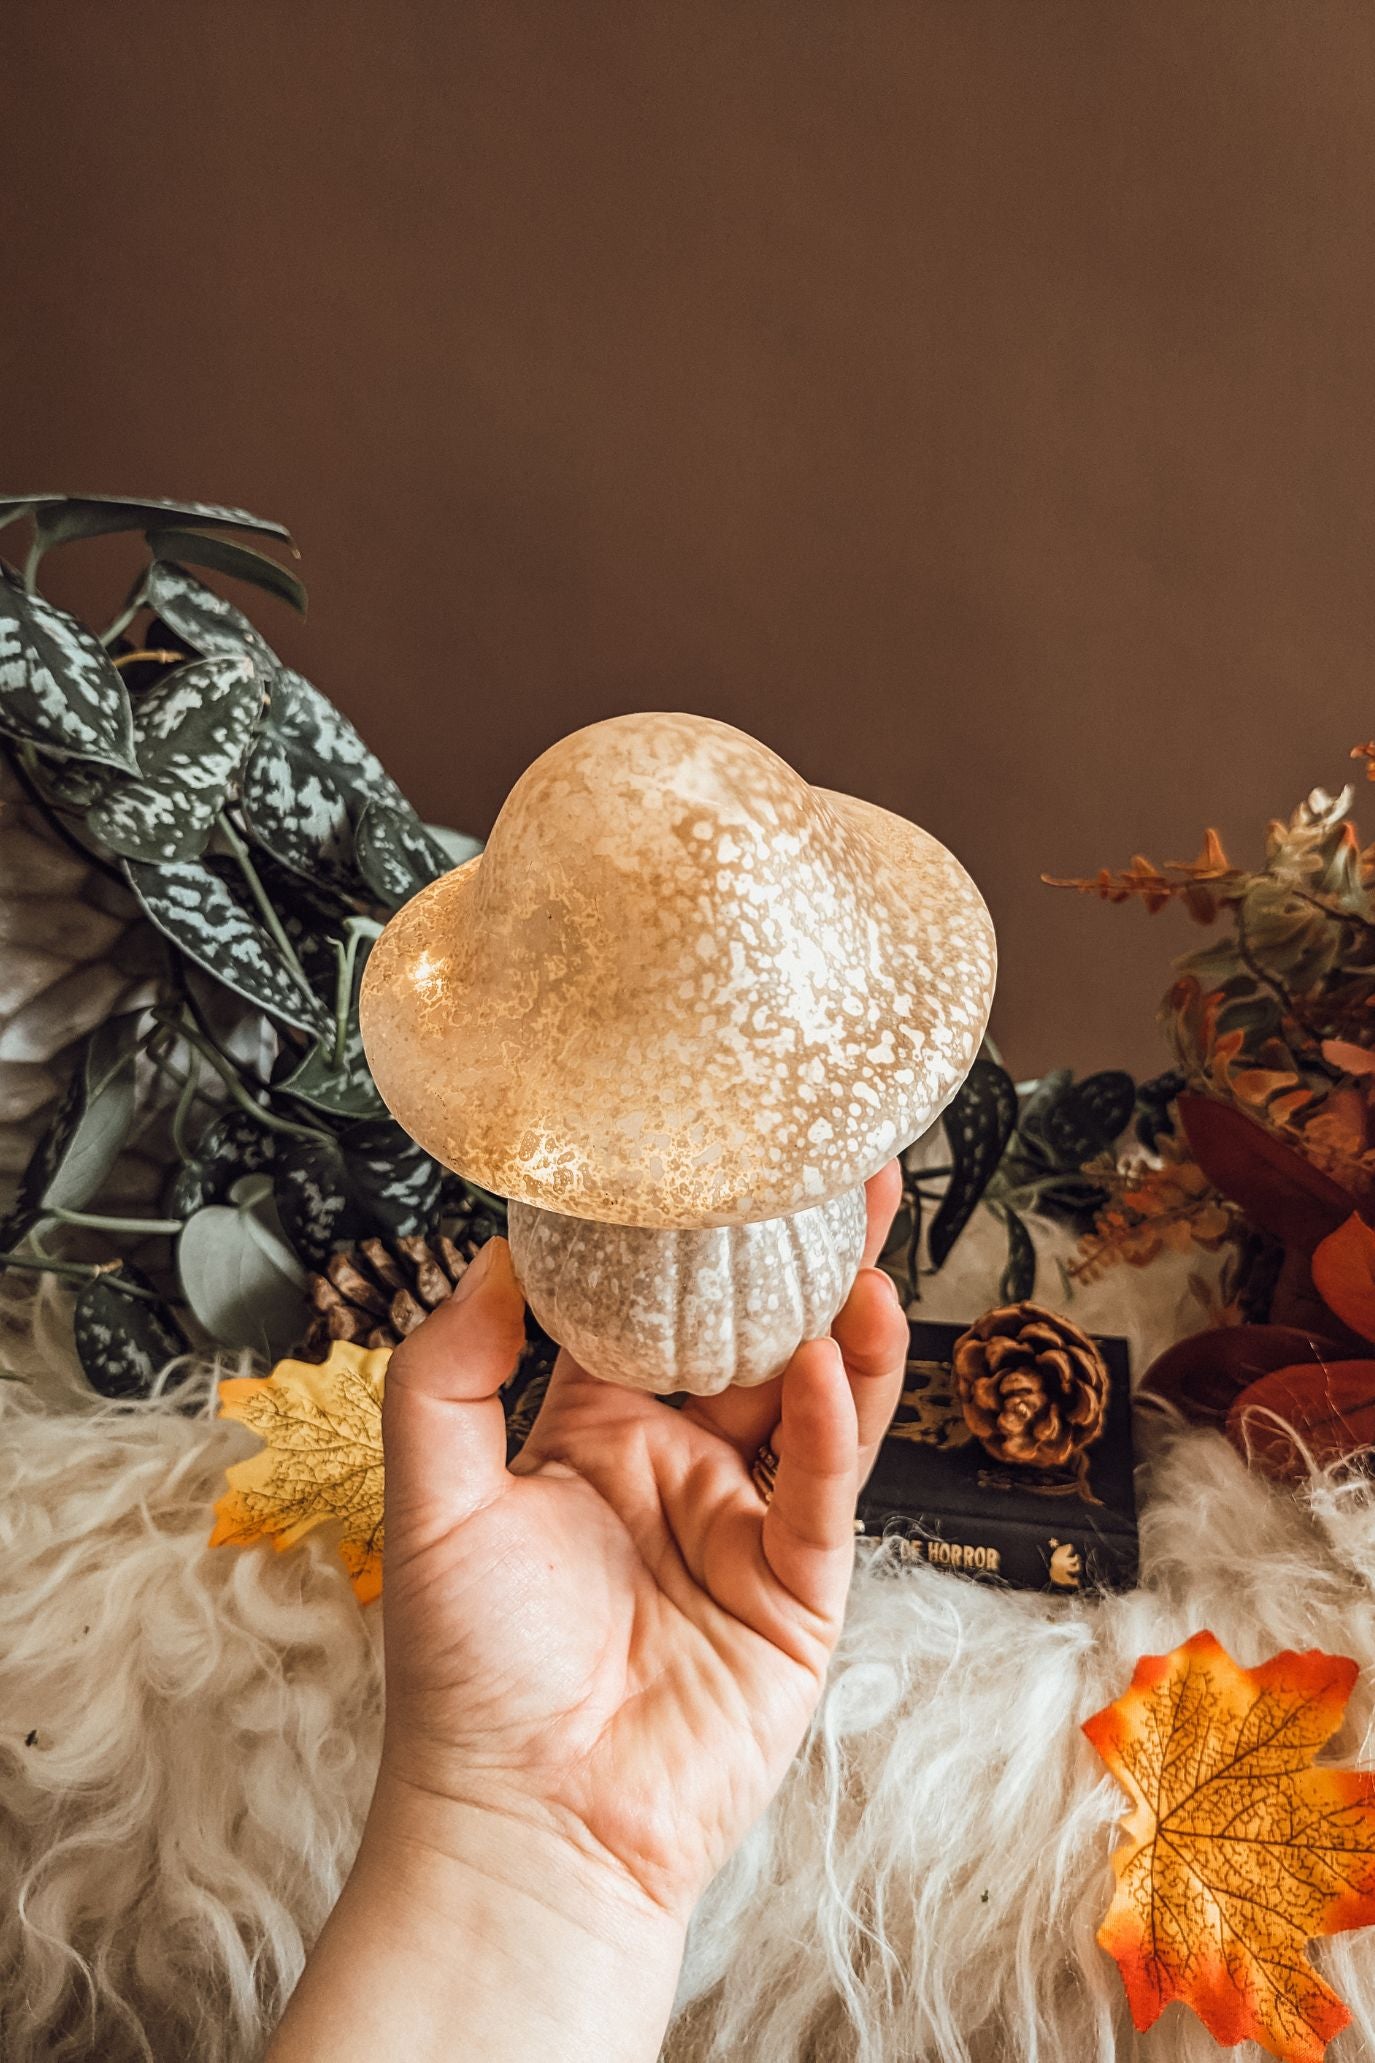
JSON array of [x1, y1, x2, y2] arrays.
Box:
[[452, 1238, 500, 1305], [870, 1267, 904, 1308]]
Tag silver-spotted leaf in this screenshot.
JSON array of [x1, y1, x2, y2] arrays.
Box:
[[345, 1118, 444, 1235], [145, 529, 307, 617], [74, 1268, 186, 1398], [1041, 1070, 1138, 1166], [1014, 1068, 1075, 1157], [927, 1058, 1018, 1269], [87, 652, 266, 862], [0, 567, 138, 773], [355, 796, 454, 907], [144, 561, 273, 659], [170, 1109, 278, 1217], [273, 1118, 442, 1270], [124, 857, 328, 1034], [240, 668, 407, 888], [280, 1030, 386, 1121], [272, 1134, 362, 1268], [9, 744, 108, 813], [0, 495, 292, 551]]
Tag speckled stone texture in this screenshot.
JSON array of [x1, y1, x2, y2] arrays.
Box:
[[508, 1185, 867, 1394], [361, 712, 996, 1230]]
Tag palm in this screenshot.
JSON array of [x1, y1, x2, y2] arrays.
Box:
[[380, 1165, 905, 1917]]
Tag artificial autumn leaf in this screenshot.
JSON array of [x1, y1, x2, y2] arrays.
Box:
[[1206, 1027, 1308, 1117], [1228, 1361, 1375, 1482], [1321, 1038, 1375, 1080], [1178, 1093, 1355, 1253], [1302, 1086, 1375, 1199], [1084, 1630, 1375, 2063], [1142, 1323, 1357, 1430], [1069, 1140, 1231, 1286], [1312, 1212, 1375, 1347], [1043, 829, 1244, 921], [208, 1340, 388, 1602]]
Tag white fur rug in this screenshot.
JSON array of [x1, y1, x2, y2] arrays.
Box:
[[3, 1233, 1375, 2062]]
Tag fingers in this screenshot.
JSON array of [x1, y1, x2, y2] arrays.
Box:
[[832, 1265, 909, 1480], [382, 1239, 527, 1528], [679, 1369, 783, 1456], [861, 1157, 904, 1268], [761, 1338, 860, 1623], [683, 1160, 902, 1458]]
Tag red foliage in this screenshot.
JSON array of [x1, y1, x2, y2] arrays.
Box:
[[1176, 1095, 1355, 1253]]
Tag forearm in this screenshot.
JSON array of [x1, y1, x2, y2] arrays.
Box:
[[267, 1777, 687, 2063]]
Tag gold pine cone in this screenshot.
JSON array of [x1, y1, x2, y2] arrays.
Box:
[[952, 1301, 1109, 1470]]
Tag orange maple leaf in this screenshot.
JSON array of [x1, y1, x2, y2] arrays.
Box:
[[1083, 1631, 1375, 2062], [208, 1341, 389, 1603]]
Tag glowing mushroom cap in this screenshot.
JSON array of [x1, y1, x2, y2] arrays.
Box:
[[360, 713, 995, 1230]]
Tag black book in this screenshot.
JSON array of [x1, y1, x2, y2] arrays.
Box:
[[857, 1318, 1139, 1594]]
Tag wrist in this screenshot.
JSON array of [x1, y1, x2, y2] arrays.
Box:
[[268, 1765, 687, 2063], [362, 1762, 689, 1943]]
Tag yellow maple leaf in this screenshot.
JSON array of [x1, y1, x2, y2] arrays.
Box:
[[208, 1341, 390, 1603], [1084, 1630, 1375, 2063]]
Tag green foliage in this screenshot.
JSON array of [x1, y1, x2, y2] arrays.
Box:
[[886, 1051, 1142, 1307], [88, 652, 265, 863], [0, 493, 292, 553], [3, 488, 1112, 1396], [0, 568, 138, 772], [0, 492, 483, 1394], [144, 530, 308, 616], [178, 1177, 309, 1358], [926, 1060, 1018, 1269], [74, 1265, 187, 1398], [1, 1015, 142, 1244]]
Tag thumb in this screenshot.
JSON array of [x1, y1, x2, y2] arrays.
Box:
[[383, 1238, 527, 1529]]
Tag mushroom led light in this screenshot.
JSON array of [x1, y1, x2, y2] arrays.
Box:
[[360, 714, 996, 1394]]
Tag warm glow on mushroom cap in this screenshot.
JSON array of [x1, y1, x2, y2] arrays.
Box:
[[359, 713, 995, 1229]]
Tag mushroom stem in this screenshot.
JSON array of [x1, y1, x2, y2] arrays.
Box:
[[507, 1185, 867, 1396]]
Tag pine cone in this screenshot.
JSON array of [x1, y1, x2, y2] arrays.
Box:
[[952, 1302, 1109, 1469], [303, 1232, 476, 1355]]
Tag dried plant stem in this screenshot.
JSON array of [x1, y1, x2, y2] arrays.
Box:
[[113, 648, 184, 672], [0, 1252, 163, 1303]]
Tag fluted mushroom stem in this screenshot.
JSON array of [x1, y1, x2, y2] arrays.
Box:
[[507, 1185, 868, 1396]]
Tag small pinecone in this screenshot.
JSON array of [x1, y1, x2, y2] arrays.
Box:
[[303, 1232, 476, 1356], [952, 1301, 1109, 1469]]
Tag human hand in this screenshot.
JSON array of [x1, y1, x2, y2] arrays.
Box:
[[377, 1160, 906, 1923], [268, 1163, 906, 2063]]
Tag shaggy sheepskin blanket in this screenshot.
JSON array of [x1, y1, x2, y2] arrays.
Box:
[[3, 1233, 1375, 2063]]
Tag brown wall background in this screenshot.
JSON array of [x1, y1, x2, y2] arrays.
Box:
[[3, 3, 1373, 1078]]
